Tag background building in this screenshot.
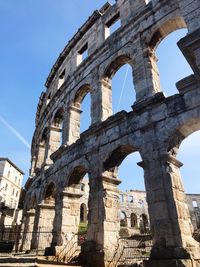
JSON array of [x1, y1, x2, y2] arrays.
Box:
[[0, 158, 24, 225], [80, 179, 200, 235]]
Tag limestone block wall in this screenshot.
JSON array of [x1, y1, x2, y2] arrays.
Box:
[[21, 0, 200, 266]]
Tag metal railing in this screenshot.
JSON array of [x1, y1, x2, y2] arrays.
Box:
[[0, 225, 57, 256], [53, 233, 82, 263], [108, 234, 152, 267]]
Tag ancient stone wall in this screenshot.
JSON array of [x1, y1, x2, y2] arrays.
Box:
[[21, 0, 200, 266]]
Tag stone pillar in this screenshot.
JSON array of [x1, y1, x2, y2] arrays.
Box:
[[133, 41, 161, 101], [45, 126, 62, 164], [81, 172, 121, 267], [56, 189, 82, 246], [35, 144, 46, 169], [139, 153, 200, 266], [98, 78, 113, 121], [18, 209, 35, 252], [50, 189, 83, 261], [30, 156, 36, 176], [31, 203, 55, 253], [64, 105, 82, 145]]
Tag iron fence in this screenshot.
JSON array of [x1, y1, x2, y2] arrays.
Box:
[[0, 225, 86, 260], [0, 225, 153, 266], [108, 234, 153, 267]]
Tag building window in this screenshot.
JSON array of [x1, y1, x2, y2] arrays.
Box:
[[77, 43, 88, 65], [58, 69, 65, 89], [120, 194, 124, 202], [5, 183, 8, 191], [12, 188, 15, 196], [15, 176, 17, 183], [138, 199, 144, 207], [80, 183, 85, 191], [8, 171, 10, 178], [18, 179, 20, 186], [16, 191, 19, 198], [105, 13, 121, 39], [129, 196, 134, 203], [192, 200, 198, 208]]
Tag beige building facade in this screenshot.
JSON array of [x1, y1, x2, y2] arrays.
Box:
[[0, 158, 24, 225]]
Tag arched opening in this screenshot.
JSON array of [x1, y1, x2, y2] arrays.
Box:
[[46, 92, 51, 105], [102, 55, 135, 120], [140, 214, 149, 234], [80, 203, 87, 223], [61, 167, 89, 246], [156, 29, 192, 96], [104, 145, 147, 238], [167, 119, 200, 240], [120, 211, 127, 227], [150, 19, 193, 96], [69, 85, 92, 144], [36, 127, 48, 168], [131, 213, 138, 228], [52, 107, 64, 148], [44, 182, 56, 205], [80, 93, 91, 133], [112, 64, 135, 114], [177, 131, 200, 232]]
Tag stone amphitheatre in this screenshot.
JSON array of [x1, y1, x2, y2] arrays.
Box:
[[19, 0, 200, 266]]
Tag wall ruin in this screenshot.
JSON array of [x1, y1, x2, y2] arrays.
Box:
[[21, 0, 200, 266]]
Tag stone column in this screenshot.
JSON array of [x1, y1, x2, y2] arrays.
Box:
[[30, 156, 36, 177], [45, 126, 62, 164], [51, 189, 83, 261], [31, 203, 55, 253], [35, 144, 46, 169], [100, 79, 112, 121], [139, 153, 200, 266], [56, 189, 82, 246], [89, 69, 112, 124], [17, 209, 35, 252], [82, 172, 121, 267], [64, 105, 82, 145], [133, 41, 161, 101]]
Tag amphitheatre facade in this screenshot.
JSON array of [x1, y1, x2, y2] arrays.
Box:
[[21, 0, 200, 266]]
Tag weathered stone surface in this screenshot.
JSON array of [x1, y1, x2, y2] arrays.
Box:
[[20, 0, 200, 266]]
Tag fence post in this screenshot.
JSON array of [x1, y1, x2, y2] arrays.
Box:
[[36, 227, 41, 256]]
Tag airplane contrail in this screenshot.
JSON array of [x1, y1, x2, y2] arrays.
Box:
[[0, 115, 31, 149]]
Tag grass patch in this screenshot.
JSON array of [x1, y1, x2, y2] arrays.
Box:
[[78, 222, 88, 234]]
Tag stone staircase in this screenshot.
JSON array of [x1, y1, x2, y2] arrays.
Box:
[[0, 256, 37, 267], [0, 256, 81, 267]]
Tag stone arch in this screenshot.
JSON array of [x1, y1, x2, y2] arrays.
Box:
[[73, 84, 92, 108], [167, 118, 200, 157], [48, 106, 65, 150], [99, 54, 135, 119], [29, 194, 37, 210], [52, 106, 64, 128], [67, 166, 89, 188], [67, 84, 92, 144], [131, 213, 138, 228], [44, 182, 56, 205], [143, 17, 188, 97], [103, 54, 133, 80], [35, 127, 49, 168], [80, 203, 87, 222], [148, 17, 187, 51], [120, 211, 127, 227], [140, 213, 149, 234], [103, 144, 136, 171]]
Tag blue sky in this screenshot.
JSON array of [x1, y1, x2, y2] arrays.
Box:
[[0, 1, 199, 193]]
